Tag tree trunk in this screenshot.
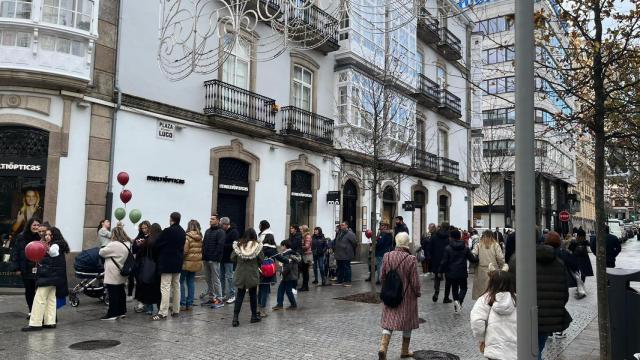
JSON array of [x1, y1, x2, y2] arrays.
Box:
[[370, 170, 379, 294]]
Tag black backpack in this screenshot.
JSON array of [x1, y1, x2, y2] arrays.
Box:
[[111, 241, 135, 277], [380, 254, 412, 308], [573, 241, 589, 257]]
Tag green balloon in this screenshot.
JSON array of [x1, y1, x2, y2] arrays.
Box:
[[114, 207, 126, 221], [129, 209, 142, 224]]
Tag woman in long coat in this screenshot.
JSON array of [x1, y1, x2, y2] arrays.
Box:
[[132, 223, 162, 314], [472, 230, 505, 300], [378, 232, 421, 360], [230, 228, 264, 327]]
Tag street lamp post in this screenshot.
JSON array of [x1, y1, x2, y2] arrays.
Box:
[[515, 0, 538, 358]]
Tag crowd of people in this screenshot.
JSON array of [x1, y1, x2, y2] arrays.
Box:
[[9, 211, 617, 359]]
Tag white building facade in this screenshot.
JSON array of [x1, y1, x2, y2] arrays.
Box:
[[468, 0, 577, 232]]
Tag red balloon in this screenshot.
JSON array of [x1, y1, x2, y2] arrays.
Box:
[[365, 229, 373, 239], [120, 189, 132, 204], [25, 241, 46, 262], [117, 172, 129, 186]]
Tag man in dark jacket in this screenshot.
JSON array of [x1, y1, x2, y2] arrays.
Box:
[[438, 229, 476, 312], [590, 226, 621, 268], [509, 231, 572, 359], [394, 216, 409, 239], [202, 214, 225, 306], [289, 225, 303, 255], [505, 231, 516, 264], [220, 217, 239, 303], [428, 223, 452, 303], [154, 212, 186, 318], [334, 222, 358, 286]]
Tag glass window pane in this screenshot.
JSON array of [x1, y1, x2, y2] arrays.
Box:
[[16, 31, 30, 47], [2, 30, 15, 46], [236, 60, 248, 89], [40, 35, 55, 50], [59, 9, 73, 26], [71, 40, 84, 56], [42, 6, 57, 23], [56, 37, 70, 53], [294, 66, 302, 80], [303, 69, 312, 85]]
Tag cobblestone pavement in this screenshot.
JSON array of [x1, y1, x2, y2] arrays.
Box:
[[1, 239, 638, 359]]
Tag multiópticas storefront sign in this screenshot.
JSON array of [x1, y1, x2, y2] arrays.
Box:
[[0, 157, 47, 177]]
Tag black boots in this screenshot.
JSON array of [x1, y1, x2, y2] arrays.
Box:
[[232, 313, 239, 327], [250, 313, 261, 323]]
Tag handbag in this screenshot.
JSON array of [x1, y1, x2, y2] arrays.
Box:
[[137, 248, 157, 284]]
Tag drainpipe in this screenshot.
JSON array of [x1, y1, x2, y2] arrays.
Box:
[[105, 0, 123, 219], [466, 23, 473, 230]]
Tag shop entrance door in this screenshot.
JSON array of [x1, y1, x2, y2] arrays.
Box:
[[342, 180, 357, 231], [0, 126, 49, 287], [217, 193, 247, 237]]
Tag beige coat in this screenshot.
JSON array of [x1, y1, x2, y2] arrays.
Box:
[[182, 231, 203, 272], [471, 241, 505, 300], [99, 240, 131, 285]]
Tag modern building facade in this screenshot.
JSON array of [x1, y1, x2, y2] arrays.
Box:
[[0, 0, 118, 286], [0, 0, 476, 287], [468, 0, 577, 232]]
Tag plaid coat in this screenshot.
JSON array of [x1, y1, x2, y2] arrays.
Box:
[[380, 249, 421, 331]]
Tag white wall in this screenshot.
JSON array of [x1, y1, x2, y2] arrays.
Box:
[[55, 102, 91, 251], [111, 110, 335, 241]]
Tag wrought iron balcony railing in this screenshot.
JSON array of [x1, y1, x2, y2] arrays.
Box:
[[204, 80, 276, 129], [439, 157, 460, 179], [417, 7, 440, 43], [281, 106, 334, 144], [413, 149, 439, 173], [438, 27, 462, 60], [440, 89, 462, 118]]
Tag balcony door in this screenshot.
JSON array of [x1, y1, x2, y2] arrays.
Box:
[[222, 35, 251, 118], [438, 128, 448, 158], [292, 64, 313, 111]]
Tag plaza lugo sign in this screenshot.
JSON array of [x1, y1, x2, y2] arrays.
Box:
[[457, 0, 492, 8], [157, 120, 175, 140]]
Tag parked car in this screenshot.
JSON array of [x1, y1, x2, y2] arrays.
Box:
[[608, 219, 625, 242]]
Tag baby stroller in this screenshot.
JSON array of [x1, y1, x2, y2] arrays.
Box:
[[69, 247, 108, 307]]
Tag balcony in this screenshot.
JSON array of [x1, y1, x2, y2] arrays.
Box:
[[204, 80, 276, 131], [411, 74, 440, 107], [0, 0, 99, 88], [280, 106, 334, 145], [438, 89, 462, 119], [417, 8, 439, 44], [281, 4, 340, 54], [413, 149, 439, 174], [437, 28, 462, 61], [439, 157, 460, 179]]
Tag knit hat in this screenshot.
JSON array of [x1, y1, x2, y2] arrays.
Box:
[[544, 231, 562, 248], [395, 232, 411, 249], [450, 229, 461, 240]]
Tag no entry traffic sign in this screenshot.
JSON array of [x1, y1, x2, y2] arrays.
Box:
[[559, 211, 570, 222]]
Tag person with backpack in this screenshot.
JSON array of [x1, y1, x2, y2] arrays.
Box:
[[378, 232, 421, 360], [258, 234, 278, 315], [568, 228, 593, 296], [470, 269, 517, 360], [439, 229, 477, 313], [311, 227, 328, 286], [99, 225, 133, 320]]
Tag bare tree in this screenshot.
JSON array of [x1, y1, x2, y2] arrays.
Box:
[[534, 1, 640, 357]]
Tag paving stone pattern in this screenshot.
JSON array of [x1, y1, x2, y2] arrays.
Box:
[[1, 239, 638, 359]]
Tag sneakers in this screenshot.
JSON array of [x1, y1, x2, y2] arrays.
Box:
[[272, 305, 284, 311], [134, 303, 145, 313], [100, 315, 118, 321], [453, 300, 461, 314], [118, 314, 126, 319], [226, 296, 236, 304], [343, 283, 352, 287], [286, 305, 298, 310], [21, 326, 42, 332], [210, 298, 225, 309], [554, 332, 567, 339]]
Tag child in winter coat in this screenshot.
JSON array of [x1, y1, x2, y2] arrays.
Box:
[[271, 240, 301, 310], [470, 269, 517, 360]]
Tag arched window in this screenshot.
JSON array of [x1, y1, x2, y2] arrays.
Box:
[[438, 194, 450, 224]]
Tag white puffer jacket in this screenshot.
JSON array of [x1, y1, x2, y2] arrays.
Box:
[[470, 292, 517, 360]]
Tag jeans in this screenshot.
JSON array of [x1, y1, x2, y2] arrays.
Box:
[[220, 263, 235, 298], [337, 260, 352, 283], [276, 280, 297, 307], [450, 277, 468, 305], [179, 271, 195, 307], [258, 283, 271, 308], [538, 334, 549, 360], [105, 284, 126, 318], [313, 255, 326, 283], [159, 273, 180, 316], [375, 256, 384, 283], [434, 273, 451, 299], [203, 261, 222, 299], [234, 287, 257, 317]]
